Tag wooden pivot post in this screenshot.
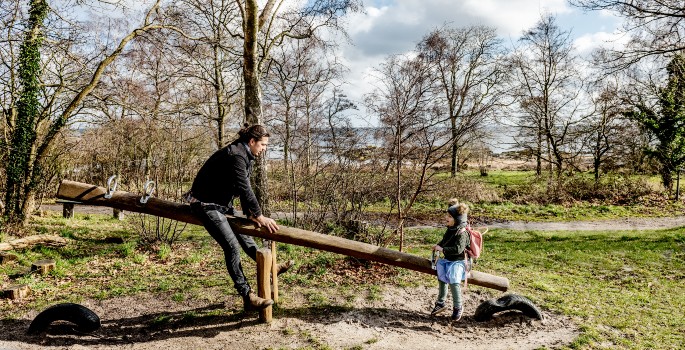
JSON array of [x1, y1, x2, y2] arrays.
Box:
[[271, 241, 279, 303], [63, 202, 74, 218], [31, 259, 56, 275], [2, 284, 31, 300], [256, 248, 273, 323]]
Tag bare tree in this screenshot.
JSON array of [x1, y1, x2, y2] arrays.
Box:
[[585, 79, 625, 181], [172, 0, 244, 149], [570, 0, 685, 69], [264, 37, 347, 225], [366, 54, 451, 251], [418, 25, 508, 176], [1, 0, 188, 227], [509, 15, 590, 179], [237, 0, 361, 215]]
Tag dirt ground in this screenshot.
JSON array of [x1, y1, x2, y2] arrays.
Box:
[[0, 286, 578, 350], [14, 204, 671, 349]]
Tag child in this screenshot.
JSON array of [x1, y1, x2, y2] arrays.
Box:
[[430, 199, 470, 321]]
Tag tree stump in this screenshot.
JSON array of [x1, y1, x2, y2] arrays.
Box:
[[113, 208, 124, 220], [31, 259, 56, 275], [63, 202, 74, 218], [0, 253, 18, 265], [256, 248, 273, 323], [2, 284, 31, 300]]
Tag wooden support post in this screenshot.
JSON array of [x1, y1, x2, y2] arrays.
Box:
[[2, 284, 31, 300], [63, 202, 74, 218], [31, 259, 56, 275], [271, 241, 279, 303], [256, 248, 273, 323], [113, 208, 124, 220]]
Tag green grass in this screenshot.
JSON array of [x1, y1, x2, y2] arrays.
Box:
[[3, 211, 685, 349], [436, 227, 685, 349], [461, 169, 538, 187], [473, 201, 685, 222]]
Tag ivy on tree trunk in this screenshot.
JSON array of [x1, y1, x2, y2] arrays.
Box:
[[4, 0, 48, 226]]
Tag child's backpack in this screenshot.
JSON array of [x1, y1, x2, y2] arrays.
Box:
[[462, 225, 486, 288], [464, 226, 485, 260]]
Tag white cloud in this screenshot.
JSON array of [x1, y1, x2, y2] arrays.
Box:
[[573, 30, 630, 56], [338, 0, 580, 124]]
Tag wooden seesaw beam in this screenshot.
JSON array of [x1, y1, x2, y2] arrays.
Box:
[[56, 180, 509, 292]]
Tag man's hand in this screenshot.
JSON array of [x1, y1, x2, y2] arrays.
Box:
[[432, 245, 444, 252], [251, 215, 280, 233]]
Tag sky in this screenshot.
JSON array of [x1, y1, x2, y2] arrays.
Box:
[[336, 0, 626, 127]]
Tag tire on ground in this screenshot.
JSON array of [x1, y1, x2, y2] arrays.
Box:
[[474, 294, 543, 322], [27, 303, 101, 334]]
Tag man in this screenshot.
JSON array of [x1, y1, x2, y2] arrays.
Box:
[[188, 124, 293, 312]]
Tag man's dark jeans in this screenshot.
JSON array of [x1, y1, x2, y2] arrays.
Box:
[[190, 202, 257, 297]]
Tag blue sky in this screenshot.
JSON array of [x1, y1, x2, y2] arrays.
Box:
[[337, 0, 625, 126]]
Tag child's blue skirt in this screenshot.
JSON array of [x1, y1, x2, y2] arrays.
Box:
[[436, 258, 467, 284]]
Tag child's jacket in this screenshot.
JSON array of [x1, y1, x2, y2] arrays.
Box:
[[437, 224, 470, 261]]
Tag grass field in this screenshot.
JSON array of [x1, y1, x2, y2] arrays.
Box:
[[2, 212, 684, 349], [272, 169, 684, 223]]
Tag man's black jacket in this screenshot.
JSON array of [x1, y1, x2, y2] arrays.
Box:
[[190, 141, 261, 218]]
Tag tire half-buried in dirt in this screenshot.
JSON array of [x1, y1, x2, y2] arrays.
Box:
[[27, 303, 101, 334], [474, 294, 543, 322]]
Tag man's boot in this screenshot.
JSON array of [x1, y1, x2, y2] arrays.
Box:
[[276, 260, 295, 276], [243, 292, 274, 312]]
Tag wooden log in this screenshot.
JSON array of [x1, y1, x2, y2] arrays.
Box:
[[2, 284, 31, 300], [0, 235, 69, 252], [256, 248, 273, 323], [31, 259, 56, 275], [271, 241, 279, 303], [56, 180, 509, 291], [63, 202, 74, 218]]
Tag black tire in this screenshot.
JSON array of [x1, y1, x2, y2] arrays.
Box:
[[474, 294, 543, 322], [27, 303, 101, 334]]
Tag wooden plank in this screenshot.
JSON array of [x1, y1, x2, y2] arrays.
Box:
[[56, 180, 509, 291], [256, 248, 273, 323]]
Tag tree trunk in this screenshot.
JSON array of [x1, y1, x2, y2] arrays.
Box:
[[243, 0, 269, 214], [450, 116, 458, 177], [213, 44, 226, 148], [3, 0, 48, 226], [535, 119, 542, 176], [396, 122, 403, 252], [661, 164, 674, 194]]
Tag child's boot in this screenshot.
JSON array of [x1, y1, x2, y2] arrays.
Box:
[[451, 305, 464, 321], [430, 301, 448, 316]]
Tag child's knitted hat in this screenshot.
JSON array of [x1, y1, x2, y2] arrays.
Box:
[[447, 198, 468, 225]]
